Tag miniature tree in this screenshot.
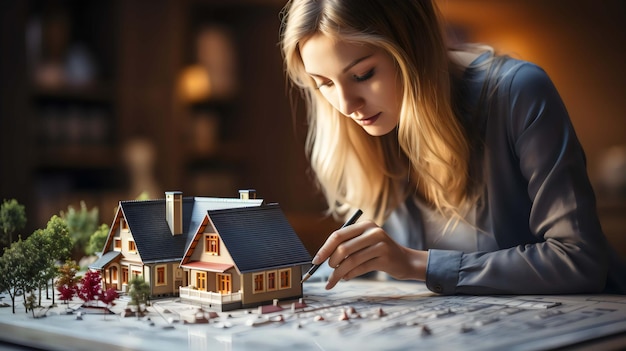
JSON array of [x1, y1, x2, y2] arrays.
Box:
[[24, 229, 51, 307], [57, 284, 76, 306], [61, 201, 99, 262], [56, 260, 81, 305], [0, 238, 32, 313], [26, 216, 72, 306], [100, 287, 119, 320], [24, 292, 37, 318], [0, 198, 27, 247], [128, 276, 150, 318], [86, 223, 109, 256], [41, 215, 72, 304], [77, 270, 102, 307]]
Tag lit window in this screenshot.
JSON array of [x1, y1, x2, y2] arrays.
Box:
[[114, 238, 122, 250], [156, 266, 166, 286], [196, 272, 206, 291], [217, 274, 231, 294], [128, 240, 136, 253], [267, 271, 277, 291], [111, 267, 118, 282], [279, 269, 291, 289], [253, 273, 265, 293], [121, 218, 129, 231], [205, 234, 219, 255]]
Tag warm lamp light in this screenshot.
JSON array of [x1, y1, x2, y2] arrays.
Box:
[[178, 64, 211, 102]]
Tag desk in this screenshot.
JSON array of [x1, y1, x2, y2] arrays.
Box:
[[1, 280, 625, 350]]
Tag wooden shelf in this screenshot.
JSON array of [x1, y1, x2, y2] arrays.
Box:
[[30, 83, 114, 104], [36, 145, 118, 169]]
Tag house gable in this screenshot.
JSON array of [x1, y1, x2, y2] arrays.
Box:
[[187, 215, 237, 268]]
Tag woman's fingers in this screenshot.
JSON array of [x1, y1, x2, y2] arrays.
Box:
[[312, 221, 375, 265], [324, 226, 429, 289], [325, 227, 392, 289], [326, 243, 383, 289]]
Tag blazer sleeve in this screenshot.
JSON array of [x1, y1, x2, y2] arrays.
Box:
[[425, 62, 613, 295]]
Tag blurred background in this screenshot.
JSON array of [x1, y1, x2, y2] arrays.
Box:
[[0, 0, 624, 256]]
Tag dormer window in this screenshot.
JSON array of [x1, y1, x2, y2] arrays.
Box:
[[128, 240, 137, 253], [121, 218, 129, 231], [205, 234, 219, 255]]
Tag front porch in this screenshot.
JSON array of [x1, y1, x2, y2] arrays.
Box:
[[179, 286, 242, 311]]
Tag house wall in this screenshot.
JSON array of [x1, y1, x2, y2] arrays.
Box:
[[186, 224, 241, 294], [189, 225, 236, 266], [99, 216, 146, 292], [240, 266, 304, 308], [113, 217, 142, 264], [148, 262, 183, 297]]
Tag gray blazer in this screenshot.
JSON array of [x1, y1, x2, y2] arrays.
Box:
[[384, 53, 626, 295]]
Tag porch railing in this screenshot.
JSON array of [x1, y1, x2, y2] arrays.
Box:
[[179, 286, 242, 304]]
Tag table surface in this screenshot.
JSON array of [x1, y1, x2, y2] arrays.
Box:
[[1, 279, 625, 351]]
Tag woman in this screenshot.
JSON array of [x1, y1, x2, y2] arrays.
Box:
[[279, 0, 626, 294]]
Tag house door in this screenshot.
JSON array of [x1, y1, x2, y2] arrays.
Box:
[[196, 272, 206, 291], [217, 274, 231, 294]]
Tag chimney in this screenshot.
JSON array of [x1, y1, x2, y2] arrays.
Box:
[[165, 191, 183, 235], [238, 189, 256, 200]]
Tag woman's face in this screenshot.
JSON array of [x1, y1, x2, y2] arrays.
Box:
[[300, 34, 403, 136]]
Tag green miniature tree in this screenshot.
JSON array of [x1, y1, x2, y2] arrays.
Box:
[[0, 199, 27, 246], [25, 229, 51, 307], [39, 216, 72, 304], [60, 201, 99, 262], [86, 223, 110, 256], [0, 238, 32, 313], [128, 276, 151, 318], [23, 216, 72, 306]]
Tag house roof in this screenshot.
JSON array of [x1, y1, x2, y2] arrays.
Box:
[[89, 251, 122, 270], [119, 196, 263, 264], [207, 204, 312, 273]]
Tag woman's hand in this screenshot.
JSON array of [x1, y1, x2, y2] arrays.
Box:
[[312, 219, 429, 289]]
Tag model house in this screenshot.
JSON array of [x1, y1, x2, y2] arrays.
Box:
[[90, 190, 263, 298], [179, 204, 312, 311]]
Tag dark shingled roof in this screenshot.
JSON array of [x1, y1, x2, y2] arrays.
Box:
[[208, 204, 311, 273], [119, 197, 263, 264], [121, 198, 194, 263]]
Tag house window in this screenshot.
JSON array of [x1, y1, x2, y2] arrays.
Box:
[[279, 269, 291, 289], [132, 269, 142, 279], [114, 238, 122, 251], [122, 267, 128, 284], [253, 273, 265, 293], [205, 234, 219, 255], [121, 218, 129, 231], [111, 267, 118, 283], [267, 271, 277, 291], [128, 240, 137, 253], [156, 265, 166, 286], [217, 274, 231, 294], [196, 272, 206, 291]]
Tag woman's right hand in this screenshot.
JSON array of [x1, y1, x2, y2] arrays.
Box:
[[312, 220, 428, 289]]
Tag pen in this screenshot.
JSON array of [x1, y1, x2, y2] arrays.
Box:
[[301, 209, 363, 283]]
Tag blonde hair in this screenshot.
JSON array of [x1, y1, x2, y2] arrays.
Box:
[[280, 0, 474, 224]]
